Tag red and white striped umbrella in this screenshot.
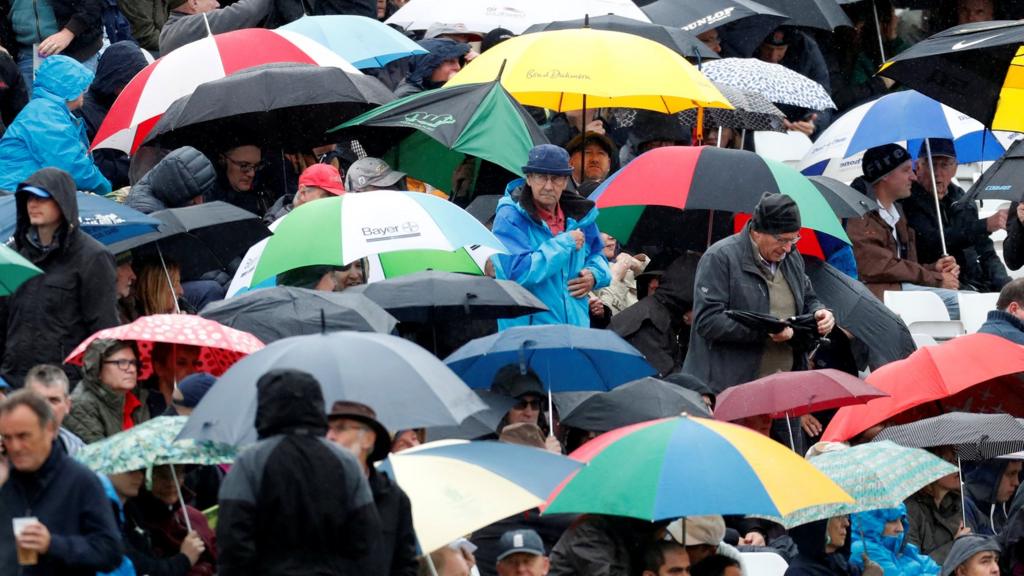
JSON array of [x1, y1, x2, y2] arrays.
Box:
[[91, 28, 360, 154]]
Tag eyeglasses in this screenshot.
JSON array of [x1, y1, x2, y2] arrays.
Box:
[[514, 398, 542, 410], [528, 173, 568, 186], [772, 233, 802, 246], [103, 359, 140, 372], [224, 156, 267, 174]]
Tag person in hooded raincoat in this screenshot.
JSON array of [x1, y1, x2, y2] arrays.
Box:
[[964, 459, 1023, 536], [0, 55, 110, 193], [786, 516, 864, 576], [392, 38, 470, 98], [851, 504, 942, 576]]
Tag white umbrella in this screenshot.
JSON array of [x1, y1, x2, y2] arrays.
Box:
[[386, 0, 650, 35]]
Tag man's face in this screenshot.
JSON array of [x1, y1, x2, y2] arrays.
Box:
[[878, 161, 915, 200], [223, 146, 262, 192], [430, 58, 462, 84], [958, 0, 994, 23], [757, 43, 788, 64], [697, 29, 721, 54], [751, 229, 800, 264], [601, 233, 617, 260], [25, 196, 62, 228], [335, 261, 364, 290], [150, 465, 185, 505], [570, 143, 611, 183], [154, 345, 201, 386], [116, 262, 136, 299], [294, 186, 332, 208], [0, 405, 56, 472], [497, 553, 549, 576], [526, 173, 568, 213], [100, 347, 139, 392], [658, 546, 690, 576], [326, 417, 375, 462], [506, 394, 541, 426], [685, 544, 716, 566], [958, 551, 1001, 576], [109, 470, 145, 500], [998, 461, 1022, 502], [392, 429, 420, 453], [882, 518, 904, 537], [915, 155, 958, 198], [26, 381, 71, 426], [639, 140, 679, 155], [736, 414, 773, 436]]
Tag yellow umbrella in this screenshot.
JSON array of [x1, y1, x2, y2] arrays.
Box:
[[446, 28, 733, 114]]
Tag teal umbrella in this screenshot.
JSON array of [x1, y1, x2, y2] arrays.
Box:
[[0, 244, 42, 295]]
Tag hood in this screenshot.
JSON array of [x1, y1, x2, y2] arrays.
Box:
[[853, 505, 909, 553], [135, 146, 216, 208], [81, 338, 128, 384], [501, 177, 598, 226], [405, 38, 470, 88], [652, 252, 700, 315], [791, 519, 831, 563], [33, 55, 93, 103], [91, 41, 149, 99], [14, 168, 80, 250], [941, 535, 1000, 576], [965, 459, 1012, 508], [254, 369, 328, 439]]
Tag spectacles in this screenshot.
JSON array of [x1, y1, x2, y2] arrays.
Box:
[[772, 233, 802, 246], [514, 398, 542, 410], [528, 173, 568, 186], [224, 156, 267, 174], [103, 359, 140, 372]]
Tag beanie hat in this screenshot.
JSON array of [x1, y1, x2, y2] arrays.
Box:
[[752, 192, 801, 234], [862, 143, 910, 183]]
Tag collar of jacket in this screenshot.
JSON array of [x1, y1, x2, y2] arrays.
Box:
[[81, 376, 143, 412], [9, 439, 65, 503], [737, 221, 772, 278], [990, 310, 1024, 333]]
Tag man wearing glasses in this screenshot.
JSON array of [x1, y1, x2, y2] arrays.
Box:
[[491, 144, 611, 328], [214, 143, 275, 218]]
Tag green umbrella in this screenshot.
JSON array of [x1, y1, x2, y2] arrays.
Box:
[[331, 79, 548, 191], [368, 246, 498, 281], [77, 416, 236, 475], [0, 244, 42, 295]]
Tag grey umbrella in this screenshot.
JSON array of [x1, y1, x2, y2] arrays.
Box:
[[873, 412, 1024, 461], [428, 390, 516, 440], [177, 332, 488, 446], [559, 377, 711, 433], [809, 176, 874, 219], [199, 286, 398, 342]]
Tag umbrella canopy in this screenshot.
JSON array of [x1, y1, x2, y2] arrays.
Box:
[[589, 146, 849, 246], [823, 334, 1024, 442], [702, 57, 836, 110], [279, 15, 427, 68], [544, 416, 853, 520], [808, 176, 874, 218], [0, 244, 42, 296], [249, 192, 506, 286], [446, 28, 733, 114], [333, 79, 548, 190], [877, 20, 1024, 132], [803, 257, 916, 370], [969, 139, 1024, 201], [198, 286, 398, 342], [77, 416, 236, 475], [714, 369, 888, 422], [762, 442, 957, 528], [522, 14, 719, 61], [641, 0, 789, 59], [873, 413, 1024, 461], [92, 28, 361, 154], [428, 391, 516, 440], [177, 332, 488, 445], [559, 377, 711, 433], [143, 63, 394, 153], [379, 440, 583, 554], [347, 271, 547, 323], [755, 0, 851, 30], [0, 191, 160, 247], [445, 325, 655, 392], [65, 314, 265, 377], [678, 82, 787, 132], [385, 0, 651, 34]]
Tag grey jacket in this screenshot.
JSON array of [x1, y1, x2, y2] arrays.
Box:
[[158, 0, 272, 56], [905, 490, 963, 564], [125, 146, 215, 214], [682, 223, 825, 393]]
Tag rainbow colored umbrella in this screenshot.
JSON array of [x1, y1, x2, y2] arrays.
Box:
[[544, 416, 852, 521]]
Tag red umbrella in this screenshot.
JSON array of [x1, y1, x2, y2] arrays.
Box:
[[733, 213, 836, 259], [65, 314, 264, 377], [714, 369, 888, 422], [822, 334, 1024, 442]]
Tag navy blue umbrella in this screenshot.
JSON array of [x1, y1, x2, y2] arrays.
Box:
[[0, 191, 160, 246]]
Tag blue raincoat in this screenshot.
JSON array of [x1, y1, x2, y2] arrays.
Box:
[[491, 178, 611, 328], [851, 505, 941, 576], [0, 55, 111, 194], [96, 474, 136, 576]]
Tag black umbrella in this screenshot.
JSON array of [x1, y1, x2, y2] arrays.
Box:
[[968, 139, 1024, 201], [755, 0, 852, 30], [198, 286, 398, 342], [347, 271, 548, 323], [873, 412, 1024, 461], [523, 15, 720, 61], [641, 0, 789, 58], [464, 194, 502, 226], [560, 377, 711, 433], [803, 256, 916, 369], [143, 62, 394, 152], [726, 310, 825, 351], [809, 175, 874, 218]]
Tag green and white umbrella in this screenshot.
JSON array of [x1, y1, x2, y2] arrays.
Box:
[[77, 416, 236, 475], [0, 243, 42, 295]]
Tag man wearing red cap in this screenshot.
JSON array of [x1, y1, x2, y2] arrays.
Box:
[[263, 164, 345, 225]]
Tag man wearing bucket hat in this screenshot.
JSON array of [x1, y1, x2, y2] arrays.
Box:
[[491, 144, 611, 328]]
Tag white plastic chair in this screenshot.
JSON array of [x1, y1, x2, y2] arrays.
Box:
[[958, 292, 999, 334], [741, 551, 789, 576], [911, 333, 939, 348], [883, 291, 965, 340]]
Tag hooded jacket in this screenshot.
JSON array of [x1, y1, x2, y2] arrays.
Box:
[[126, 146, 216, 213], [851, 505, 942, 576], [0, 56, 111, 193], [0, 168, 119, 385], [906, 488, 965, 564], [63, 338, 151, 443], [785, 519, 854, 576], [964, 460, 1016, 536], [392, 38, 470, 98], [491, 177, 611, 328], [217, 369, 380, 576], [610, 252, 699, 376], [942, 535, 1001, 576]]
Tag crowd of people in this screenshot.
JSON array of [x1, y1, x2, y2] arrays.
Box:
[[0, 0, 1023, 574]]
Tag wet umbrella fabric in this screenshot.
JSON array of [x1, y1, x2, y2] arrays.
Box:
[[0, 191, 160, 246], [279, 15, 427, 68], [702, 58, 836, 110], [522, 15, 719, 61], [968, 139, 1024, 201], [559, 377, 711, 433], [428, 391, 516, 440], [713, 369, 887, 422], [677, 82, 787, 132], [641, 0, 788, 58], [873, 413, 1024, 461], [808, 176, 874, 218], [0, 244, 42, 295], [754, 0, 851, 30]]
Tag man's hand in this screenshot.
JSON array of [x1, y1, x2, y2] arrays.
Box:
[[180, 531, 205, 565], [987, 208, 1009, 233], [801, 414, 823, 437], [38, 29, 74, 56], [544, 434, 561, 454], [740, 532, 766, 546], [584, 119, 605, 135], [568, 269, 595, 298], [17, 522, 51, 554], [814, 308, 835, 335], [588, 296, 605, 318], [941, 271, 960, 290], [770, 326, 794, 342], [783, 114, 816, 136], [956, 523, 972, 538], [862, 554, 884, 576], [568, 229, 585, 250], [934, 255, 958, 273]]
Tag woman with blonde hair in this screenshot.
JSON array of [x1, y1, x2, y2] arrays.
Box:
[[134, 261, 185, 316]]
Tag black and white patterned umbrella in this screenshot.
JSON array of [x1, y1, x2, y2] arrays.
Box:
[[702, 57, 836, 111], [678, 82, 786, 132], [873, 412, 1024, 461]]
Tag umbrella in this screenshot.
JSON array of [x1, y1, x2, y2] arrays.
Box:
[[346, 271, 547, 323], [428, 391, 516, 440], [968, 139, 1024, 201], [588, 146, 849, 246], [702, 57, 836, 111], [755, 0, 852, 30], [544, 415, 853, 520], [559, 377, 711, 433], [0, 244, 42, 295], [378, 440, 583, 554], [641, 0, 789, 59], [0, 191, 160, 247], [677, 82, 787, 133], [92, 28, 361, 154], [248, 192, 507, 286], [279, 15, 428, 68], [877, 20, 1024, 133], [808, 176, 874, 218], [385, 0, 652, 34], [522, 15, 720, 61], [177, 332, 488, 445], [873, 413, 1024, 461], [198, 286, 398, 342], [803, 257, 917, 370], [143, 63, 394, 153], [465, 195, 502, 225], [823, 334, 1024, 442], [714, 369, 888, 421], [761, 441, 957, 528], [446, 28, 732, 114], [332, 79, 548, 191], [65, 314, 265, 377]]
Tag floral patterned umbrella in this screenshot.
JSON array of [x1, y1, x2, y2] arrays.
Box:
[[64, 314, 264, 377], [77, 416, 237, 475]]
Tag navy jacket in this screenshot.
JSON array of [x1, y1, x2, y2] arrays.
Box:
[[978, 310, 1024, 346]]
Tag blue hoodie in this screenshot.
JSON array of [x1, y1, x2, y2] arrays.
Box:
[[491, 178, 611, 328], [963, 459, 1018, 535], [96, 474, 136, 576], [851, 505, 941, 576], [0, 55, 111, 193]]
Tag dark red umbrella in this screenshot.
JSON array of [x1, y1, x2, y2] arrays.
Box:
[[822, 334, 1024, 442], [714, 369, 888, 422]]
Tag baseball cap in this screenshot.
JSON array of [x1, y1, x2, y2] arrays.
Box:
[[173, 372, 216, 408], [345, 157, 406, 192], [298, 164, 345, 195], [496, 529, 545, 561], [425, 22, 483, 41], [667, 515, 726, 546], [19, 185, 51, 198]]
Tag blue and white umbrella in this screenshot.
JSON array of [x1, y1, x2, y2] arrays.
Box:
[[0, 191, 160, 246], [279, 15, 427, 69]]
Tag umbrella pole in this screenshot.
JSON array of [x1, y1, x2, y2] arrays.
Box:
[[706, 210, 715, 249], [785, 412, 796, 452], [169, 466, 194, 533], [426, 553, 440, 576], [924, 139, 949, 255], [872, 0, 887, 63], [547, 388, 555, 439], [717, 126, 723, 148], [580, 95, 587, 184], [959, 455, 968, 526], [157, 244, 181, 313], [740, 129, 747, 150]]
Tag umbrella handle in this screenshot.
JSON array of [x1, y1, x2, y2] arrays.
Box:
[[924, 139, 949, 256], [170, 465, 193, 533], [426, 552, 440, 576]]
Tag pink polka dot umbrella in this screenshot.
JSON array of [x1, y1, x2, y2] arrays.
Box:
[[65, 315, 265, 378]]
